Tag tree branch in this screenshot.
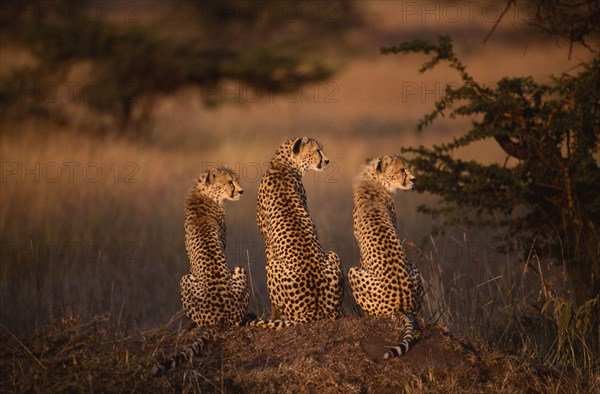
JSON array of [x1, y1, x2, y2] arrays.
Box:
[[494, 135, 532, 160]]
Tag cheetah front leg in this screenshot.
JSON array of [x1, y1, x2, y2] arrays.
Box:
[[230, 267, 250, 320], [180, 274, 217, 326], [347, 267, 385, 317], [319, 251, 343, 319], [266, 258, 316, 322], [265, 259, 284, 319], [407, 261, 424, 315]]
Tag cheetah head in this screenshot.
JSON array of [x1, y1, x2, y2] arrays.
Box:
[[196, 167, 244, 203], [372, 155, 415, 192], [290, 136, 330, 172]]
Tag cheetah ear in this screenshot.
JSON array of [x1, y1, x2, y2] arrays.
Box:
[[376, 155, 392, 173], [293, 137, 309, 154], [204, 169, 216, 185]]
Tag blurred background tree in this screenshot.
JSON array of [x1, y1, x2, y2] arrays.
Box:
[[383, 0, 599, 345], [0, 0, 360, 135]]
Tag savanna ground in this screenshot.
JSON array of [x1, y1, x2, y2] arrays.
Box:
[[1, 2, 598, 392]]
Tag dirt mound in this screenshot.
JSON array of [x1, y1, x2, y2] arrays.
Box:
[[2, 315, 573, 393], [152, 317, 567, 393]]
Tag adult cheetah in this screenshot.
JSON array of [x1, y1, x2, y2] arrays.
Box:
[[150, 167, 292, 376], [257, 137, 343, 322], [348, 155, 424, 359]]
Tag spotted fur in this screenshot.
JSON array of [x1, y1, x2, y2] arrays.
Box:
[[151, 168, 292, 377], [257, 137, 343, 322], [348, 155, 424, 359]]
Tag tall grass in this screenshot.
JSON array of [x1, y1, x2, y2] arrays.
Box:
[[2, 126, 597, 386], [0, 125, 435, 331], [415, 230, 599, 386], [1, 130, 189, 331]]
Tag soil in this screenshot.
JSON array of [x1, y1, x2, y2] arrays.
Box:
[[1, 315, 574, 393], [150, 317, 568, 393]]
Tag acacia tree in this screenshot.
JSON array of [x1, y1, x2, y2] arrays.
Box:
[[381, 1, 599, 309], [1, 0, 359, 134]]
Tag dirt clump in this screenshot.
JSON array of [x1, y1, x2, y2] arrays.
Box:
[[1, 315, 574, 393], [153, 317, 568, 393]]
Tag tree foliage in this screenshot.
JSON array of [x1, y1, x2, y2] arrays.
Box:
[[382, 1, 600, 307], [1, 0, 359, 133]]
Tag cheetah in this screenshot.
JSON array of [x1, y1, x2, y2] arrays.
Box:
[[150, 167, 292, 376], [257, 137, 343, 322], [348, 155, 424, 359]]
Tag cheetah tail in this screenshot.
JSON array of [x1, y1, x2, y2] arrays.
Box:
[[239, 314, 297, 331], [149, 327, 215, 377], [383, 313, 417, 360]]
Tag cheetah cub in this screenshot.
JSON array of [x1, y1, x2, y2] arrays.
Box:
[[151, 167, 291, 376], [348, 155, 424, 359], [257, 137, 343, 322]]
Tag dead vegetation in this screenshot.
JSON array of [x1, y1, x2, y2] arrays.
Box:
[[1, 4, 598, 392], [1, 313, 588, 393]]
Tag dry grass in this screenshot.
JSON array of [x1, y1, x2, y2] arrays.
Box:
[[2, 312, 592, 394], [2, 3, 599, 391], [0, 121, 449, 331]]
